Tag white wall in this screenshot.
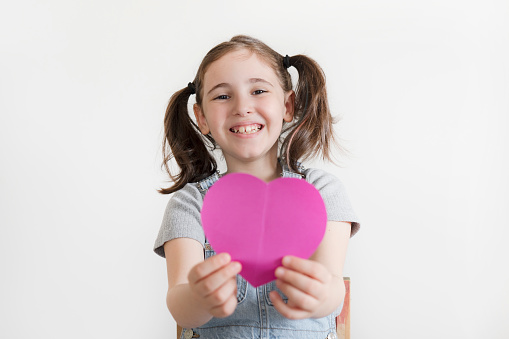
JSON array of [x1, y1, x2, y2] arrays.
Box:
[[1, 1, 508, 338]]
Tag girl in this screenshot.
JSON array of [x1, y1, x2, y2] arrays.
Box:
[[154, 35, 360, 339]]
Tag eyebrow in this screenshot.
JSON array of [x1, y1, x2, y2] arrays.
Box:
[[206, 78, 274, 96], [249, 78, 273, 87]]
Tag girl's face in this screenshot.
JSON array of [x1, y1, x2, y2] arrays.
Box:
[[194, 49, 294, 168]]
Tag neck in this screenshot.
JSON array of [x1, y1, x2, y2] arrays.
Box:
[[224, 153, 281, 183]]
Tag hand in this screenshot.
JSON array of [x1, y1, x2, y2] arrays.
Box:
[[187, 253, 242, 318], [269, 256, 334, 319]]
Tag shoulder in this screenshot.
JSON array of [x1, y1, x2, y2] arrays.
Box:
[[302, 167, 348, 206], [165, 182, 204, 212], [154, 182, 206, 258], [302, 167, 360, 236], [303, 167, 346, 193], [162, 182, 205, 232]]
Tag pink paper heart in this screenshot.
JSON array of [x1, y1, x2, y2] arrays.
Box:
[[201, 173, 327, 287]]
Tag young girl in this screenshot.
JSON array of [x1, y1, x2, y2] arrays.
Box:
[[154, 35, 360, 339]]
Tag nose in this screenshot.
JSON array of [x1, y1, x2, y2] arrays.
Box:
[[232, 93, 253, 116]]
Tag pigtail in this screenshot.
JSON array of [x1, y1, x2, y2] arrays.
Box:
[[159, 85, 217, 194], [281, 54, 337, 173]]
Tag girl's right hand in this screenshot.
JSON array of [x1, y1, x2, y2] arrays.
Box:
[[187, 252, 242, 318]]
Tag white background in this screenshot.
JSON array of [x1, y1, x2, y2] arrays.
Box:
[[1, 0, 508, 338]]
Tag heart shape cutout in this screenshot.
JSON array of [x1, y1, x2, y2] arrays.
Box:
[[201, 173, 327, 287]]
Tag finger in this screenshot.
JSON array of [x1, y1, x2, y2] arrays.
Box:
[[210, 291, 238, 318], [281, 256, 330, 284], [204, 275, 237, 308], [194, 261, 241, 298], [188, 253, 231, 284], [275, 278, 318, 313], [269, 291, 310, 320], [274, 266, 324, 298]]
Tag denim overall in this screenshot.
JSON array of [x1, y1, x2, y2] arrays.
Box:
[[182, 166, 340, 339]]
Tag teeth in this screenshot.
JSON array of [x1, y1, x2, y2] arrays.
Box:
[[231, 124, 262, 134]]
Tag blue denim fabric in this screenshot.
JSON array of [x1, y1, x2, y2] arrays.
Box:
[[183, 163, 341, 338]]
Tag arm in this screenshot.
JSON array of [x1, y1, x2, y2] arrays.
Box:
[[269, 221, 351, 319], [164, 238, 242, 328]]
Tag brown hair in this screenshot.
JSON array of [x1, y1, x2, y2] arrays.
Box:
[[159, 35, 336, 194]]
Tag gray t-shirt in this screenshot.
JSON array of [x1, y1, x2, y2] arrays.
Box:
[[154, 167, 360, 258]]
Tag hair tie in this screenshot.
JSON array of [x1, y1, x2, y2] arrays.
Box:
[[283, 55, 291, 69], [187, 82, 196, 94]]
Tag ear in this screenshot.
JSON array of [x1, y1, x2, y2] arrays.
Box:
[[283, 90, 295, 123], [193, 104, 210, 135]]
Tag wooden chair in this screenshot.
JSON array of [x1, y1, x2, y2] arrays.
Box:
[[336, 277, 351, 339], [177, 277, 351, 339]]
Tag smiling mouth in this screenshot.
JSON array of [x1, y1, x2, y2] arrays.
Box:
[[229, 124, 263, 134]]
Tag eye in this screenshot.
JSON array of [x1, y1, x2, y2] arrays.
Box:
[[214, 94, 230, 100], [253, 89, 267, 95]]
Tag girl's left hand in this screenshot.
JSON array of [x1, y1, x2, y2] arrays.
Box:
[[269, 255, 334, 320]]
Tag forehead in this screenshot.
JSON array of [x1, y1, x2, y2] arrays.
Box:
[[203, 49, 278, 86]]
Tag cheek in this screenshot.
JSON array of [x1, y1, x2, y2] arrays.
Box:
[[267, 119, 284, 136], [260, 97, 286, 114], [202, 114, 224, 135]]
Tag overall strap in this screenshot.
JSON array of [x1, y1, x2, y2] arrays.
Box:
[[196, 171, 221, 193]]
